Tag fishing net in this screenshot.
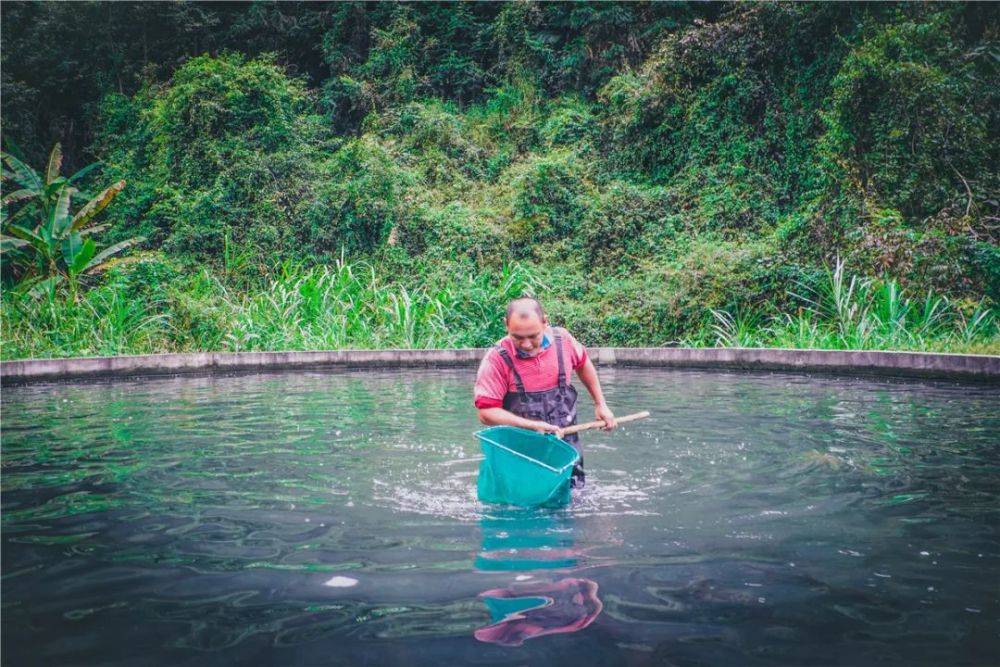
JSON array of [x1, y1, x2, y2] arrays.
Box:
[[475, 426, 579, 507]]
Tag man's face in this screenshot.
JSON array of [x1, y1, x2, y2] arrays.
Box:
[[506, 311, 547, 357]]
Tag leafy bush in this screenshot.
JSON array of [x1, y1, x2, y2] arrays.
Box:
[[577, 182, 673, 267], [393, 201, 504, 265], [1, 144, 139, 291], [299, 135, 416, 257], [466, 79, 544, 155], [506, 150, 592, 251], [540, 98, 599, 147], [821, 13, 994, 219], [373, 100, 492, 184], [93, 53, 328, 263]]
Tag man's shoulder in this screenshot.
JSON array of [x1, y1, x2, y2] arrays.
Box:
[[550, 326, 586, 360]]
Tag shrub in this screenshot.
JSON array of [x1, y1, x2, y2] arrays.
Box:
[[539, 98, 598, 147], [93, 53, 328, 263], [577, 182, 673, 268], [394, 201, 504, 265], [466, 79, 543, 154], [299, 135, 416, 257], [372, 100, 493, 184], [506, 150, 592, 252], [644, 237, 781, 339], [821, 14, 994, 219]]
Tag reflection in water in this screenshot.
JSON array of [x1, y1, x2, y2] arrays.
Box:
[[476, 578, 603, 647], [475, 508, 579, 571], [474, 507, 603, 645]]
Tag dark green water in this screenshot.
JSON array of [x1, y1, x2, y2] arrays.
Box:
[[2, 368, 998, 666]]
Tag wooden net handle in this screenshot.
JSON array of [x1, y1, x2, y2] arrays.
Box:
[[562, 410, 650, 436]]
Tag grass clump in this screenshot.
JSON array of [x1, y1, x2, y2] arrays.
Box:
[[701, 258, 998, 354], [1, 254, 544, 359]]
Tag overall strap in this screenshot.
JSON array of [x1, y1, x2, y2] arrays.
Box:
[[494, 346, 526, 397], [553, 328, 567, 388]]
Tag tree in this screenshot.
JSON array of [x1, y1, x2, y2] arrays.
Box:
[[1, 143, 140, 292]]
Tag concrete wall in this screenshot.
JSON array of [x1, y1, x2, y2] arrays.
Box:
[[2, 348, 998, 385], [0, 350, 483, 385], [591, 347, 1000, 380]]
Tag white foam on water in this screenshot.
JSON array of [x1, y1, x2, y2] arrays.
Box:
[[324, 576, 359, 588]]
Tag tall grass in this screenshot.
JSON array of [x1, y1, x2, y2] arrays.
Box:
[[3, 255, 996, 360], [1, 257, 543, 359], [223, 256, 543, 351], [707, 258, 998, 353], [2, 284, 172, 358]]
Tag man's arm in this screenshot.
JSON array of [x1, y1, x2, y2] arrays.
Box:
[[575, 358, 617, 430], [478, 407, 564, 437]]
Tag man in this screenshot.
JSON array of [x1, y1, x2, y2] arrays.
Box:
[[474, 297, 616, 488]]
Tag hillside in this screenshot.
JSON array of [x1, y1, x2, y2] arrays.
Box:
[[2, 2, 998, 358]]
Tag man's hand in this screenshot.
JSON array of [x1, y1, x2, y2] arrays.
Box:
[[531, 420, 565, 439], [595, 403, 617, 431]]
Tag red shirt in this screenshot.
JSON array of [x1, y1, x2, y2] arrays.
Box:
[[474, 327, 588, 409]]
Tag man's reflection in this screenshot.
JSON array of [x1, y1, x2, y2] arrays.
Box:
[[475, 508, 577, 571], [474, 508, 602, 646]]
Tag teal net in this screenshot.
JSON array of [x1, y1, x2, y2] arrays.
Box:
[[475, 426, 580, 507]]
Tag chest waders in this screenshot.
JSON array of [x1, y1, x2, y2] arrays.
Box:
[[494, 328, 586, 488]]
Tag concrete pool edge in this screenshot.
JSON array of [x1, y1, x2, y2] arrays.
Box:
[[1, 348, 998, 384]]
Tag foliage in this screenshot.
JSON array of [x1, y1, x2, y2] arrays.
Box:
[[393, 201, 504, 265], [224, 256, 541, 351], [507, 149, 592, 252], [1, 253, 544, 359], [1, 268, 172, 359], [705, 257, 998, 352], [2, 2, 998, 359], [577, 182, 673, 267], [1, 143, 139, 290], [299, 135, 414, 257], [92, 53, 328, 263]]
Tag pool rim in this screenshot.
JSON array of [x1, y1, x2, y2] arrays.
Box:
[[2, 348, 998, 385]]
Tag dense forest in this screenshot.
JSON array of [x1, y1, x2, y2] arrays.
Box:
[[2, 1, 998, 358]]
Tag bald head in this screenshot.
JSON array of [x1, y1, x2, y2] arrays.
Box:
[[505, 297, 545, 324], [504, 297, 548, 356]]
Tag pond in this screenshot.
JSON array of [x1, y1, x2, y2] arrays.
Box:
[[2, 367, 998, 666]]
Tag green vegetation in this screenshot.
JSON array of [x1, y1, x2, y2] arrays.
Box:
[[699, 258, 997, 353], [1, 253, 542, 359], [2, 2, 998, 359], [1, 144, 139, 294]]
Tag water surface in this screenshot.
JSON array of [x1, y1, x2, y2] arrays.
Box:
[[2, 367, 998, 666]]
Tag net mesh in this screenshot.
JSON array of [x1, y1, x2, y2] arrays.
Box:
[[475, 426, 580, 507]]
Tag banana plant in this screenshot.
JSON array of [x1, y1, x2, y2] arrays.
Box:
[[1, 143, 141, 292]]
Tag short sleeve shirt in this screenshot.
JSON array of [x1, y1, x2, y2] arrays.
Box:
[[474, 327, 588, 409]]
